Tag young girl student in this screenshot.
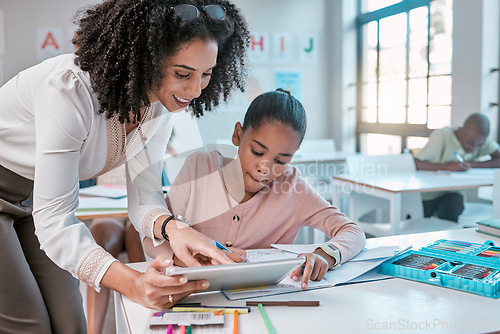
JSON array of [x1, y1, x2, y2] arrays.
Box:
[[146, 89, 366, 289]]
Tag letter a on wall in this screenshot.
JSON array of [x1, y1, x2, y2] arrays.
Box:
[[37, 28, 64, 62]]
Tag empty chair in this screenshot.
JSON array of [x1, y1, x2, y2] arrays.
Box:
[[295, 138, 336, 157], [212, 138, 238, 158], [292, 139, 336, 202], [292, 139, 336, 243]]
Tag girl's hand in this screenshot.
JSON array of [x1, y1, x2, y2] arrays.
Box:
[[226, 246, 248, 263], [166, 225, 233, 267], [289, 252, 329, 290], [131, 256, 210, 309]]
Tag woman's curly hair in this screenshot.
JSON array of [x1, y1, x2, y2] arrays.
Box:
[[73, 0, 249, 124]]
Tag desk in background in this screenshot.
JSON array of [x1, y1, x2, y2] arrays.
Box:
[[333, 170, 494, 235], [75, 210, 128, 221], [76, 195, 128, 221], [114, 228, 500, 334]]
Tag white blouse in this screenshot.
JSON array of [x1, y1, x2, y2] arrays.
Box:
[[0, 54, 172, 289]]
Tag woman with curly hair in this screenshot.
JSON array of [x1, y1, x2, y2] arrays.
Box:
[[0, 0, 249, 332]]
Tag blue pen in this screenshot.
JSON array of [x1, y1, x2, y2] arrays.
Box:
[[454, 151, 464, 163], [214, 239, 233, 253], [214, 239, 250, 262]]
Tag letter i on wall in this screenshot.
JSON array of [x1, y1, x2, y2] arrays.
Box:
[[273, 33, 293, 64], [248, 32, 269, 64], [37, 28, 64, 62]]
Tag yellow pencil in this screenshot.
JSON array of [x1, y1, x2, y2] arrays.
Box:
[[171, 307, 249, 314]]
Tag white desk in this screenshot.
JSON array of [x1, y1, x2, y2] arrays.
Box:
[[114, 228, 500, 334], [333, 170, 494, 235]]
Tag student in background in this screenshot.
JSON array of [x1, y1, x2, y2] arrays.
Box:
[[0, 0, 249, 332], [144, 89, 366, 289], [414, 113, 500, 222]]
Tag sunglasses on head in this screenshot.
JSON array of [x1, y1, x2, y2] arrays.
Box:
[[168, 4, 226, 21]]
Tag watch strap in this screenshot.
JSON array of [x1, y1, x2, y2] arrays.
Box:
[[319, 243, 341, 270], [161, 215, 176, 241]]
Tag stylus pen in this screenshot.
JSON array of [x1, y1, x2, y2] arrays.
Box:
[[214, 239, 249, 262], [214, 239, 233, 252]]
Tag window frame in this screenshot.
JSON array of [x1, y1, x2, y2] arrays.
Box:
[[356, 0, 451, 153]]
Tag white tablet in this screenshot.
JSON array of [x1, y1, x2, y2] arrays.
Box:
[[166, 257, 306, 291]]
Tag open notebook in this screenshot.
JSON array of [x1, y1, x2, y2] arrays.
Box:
[[221, 245, 401, 300]]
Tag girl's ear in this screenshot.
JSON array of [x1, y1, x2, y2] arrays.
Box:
[[232, 122, 243, 146]]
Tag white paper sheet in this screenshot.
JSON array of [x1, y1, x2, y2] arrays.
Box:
[[270, 244, 400, 262], [245, 248, 296, 262], [222, 246, 402, 301]]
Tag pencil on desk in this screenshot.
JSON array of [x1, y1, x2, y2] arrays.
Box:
[[233, 310, 239, 334], [171, 306, 249, 314], [258, 303, 276, 334]]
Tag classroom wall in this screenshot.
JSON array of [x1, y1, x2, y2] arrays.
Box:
[[195, 0, 332, 147], [452, 0, 499, 140], [0, 0, 90, 80]]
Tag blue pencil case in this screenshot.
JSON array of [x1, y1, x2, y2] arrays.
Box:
[[379, 239, 500, 298]]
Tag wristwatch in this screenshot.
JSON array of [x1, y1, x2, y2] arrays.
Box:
[[317, 243, 341, 270], [172, 214, 190, 226], [161, 214, 191, 241]]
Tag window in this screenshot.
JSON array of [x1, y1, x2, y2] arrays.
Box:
[[356, 0, 453, 155]]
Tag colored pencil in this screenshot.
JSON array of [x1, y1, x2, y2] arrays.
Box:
[[171, 306, 249, 314], [233, 310, 239, 334], [258, 303, 276, 334]]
